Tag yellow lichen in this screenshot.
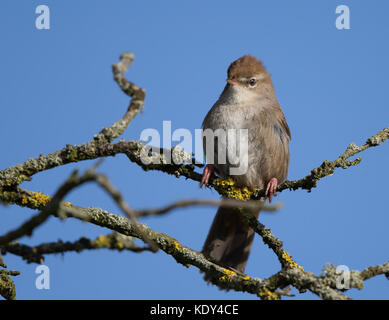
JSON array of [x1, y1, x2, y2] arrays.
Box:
[[257, 288, 280, 300], [116, 240, 124, 250], [214, 177, 236, 187], [21, 195, 28, 205], [31, 192, 51, 205], [230, 186, 253, 201], [95, 235, 111, 248], [172, 240, 183, 252], [94, 235, 126, 249], [281, 250, 304, 271], [63, 202, 72, 207], [21, 192, 51, 208], [213, 178, 253, 201], [67, 148, 78, 162], [243, 275, 250, 280], [219, 268, 236, 282]]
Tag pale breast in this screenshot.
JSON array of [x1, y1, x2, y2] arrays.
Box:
[[202, 99, 289, 189]]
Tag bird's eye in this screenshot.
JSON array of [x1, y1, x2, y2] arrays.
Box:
[[249, 78, 256, 86]]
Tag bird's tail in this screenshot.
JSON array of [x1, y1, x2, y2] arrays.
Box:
[[202, 203, 260, 281]]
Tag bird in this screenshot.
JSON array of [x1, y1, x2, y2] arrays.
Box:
[[201, 55, 291, 278]]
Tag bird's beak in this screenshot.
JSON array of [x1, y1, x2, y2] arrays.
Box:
[[227, 79, 239, 86]]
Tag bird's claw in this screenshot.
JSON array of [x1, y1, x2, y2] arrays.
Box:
[[265, 178, 278, 203], [200, 164, 215, 188]]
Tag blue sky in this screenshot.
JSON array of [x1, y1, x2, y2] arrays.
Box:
[[0, 1, 388, 299]]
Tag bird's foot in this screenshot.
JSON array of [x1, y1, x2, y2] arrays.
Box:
[[200, 164, 215, 188], [265, 178, 278, 203]]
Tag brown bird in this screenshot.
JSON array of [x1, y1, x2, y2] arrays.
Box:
[[201, 55, 291, 276]]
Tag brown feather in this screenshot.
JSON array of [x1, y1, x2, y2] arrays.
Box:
[[202, 55, 291, 278], [227, 55, 267, 79]]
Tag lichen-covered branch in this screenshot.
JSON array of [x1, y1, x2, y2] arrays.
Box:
[[0, 255, 19, 300], [1, 233, 153, 264], [211, 127, 389, 200], [0, 270, 19, 300], [0, 52, 145, 190], [0, 53, 387, 202], [95, 52, 145, 143], [0, 169, 100, 246], [242, 212, 303, 271], [2, 174, 386, 299], [267, 127, 389, 196], [56, 199, 389, 300], [0, 51, 387, 300]]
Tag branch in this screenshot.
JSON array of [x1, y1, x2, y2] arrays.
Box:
[[58, 200, 270, 295], [1, 233, 153, 264], [0, 52, 145, 190], [0, 53, 387, 203], [0, 169, 98, 246], [270, 127, 389, 196], [2, 174, 386, 299], [322, 262, 389, 291], [243, 213, 303, 270], [0, 51, 387, 300], [0, 254, 19, 300], [95, 52, 145, 143], [0, 270, 19, 300], [135, 198, 279, 218], [58, 199, 388, 300]]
